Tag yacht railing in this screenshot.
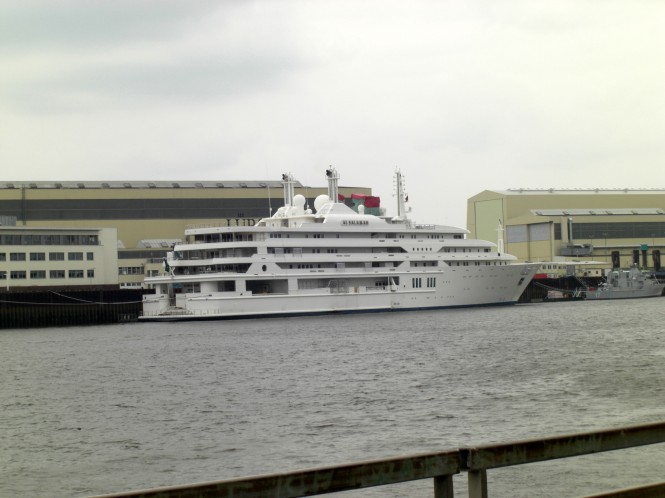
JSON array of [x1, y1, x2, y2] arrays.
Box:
[[88, 421, 665, 498]]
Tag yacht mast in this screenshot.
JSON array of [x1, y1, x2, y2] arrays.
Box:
[[326, 167, 340, 203], [394, 169, 409, 219], [281, 173, 295, 207], [497, 220, 505, 255]]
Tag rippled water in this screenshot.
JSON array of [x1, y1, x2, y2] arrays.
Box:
[[2, 299, 665, 497]]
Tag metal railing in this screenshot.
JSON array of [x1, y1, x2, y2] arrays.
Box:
[[463, 420, 665, 497], [88, 421, 665, 498]]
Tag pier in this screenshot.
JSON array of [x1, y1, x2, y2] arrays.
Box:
[[89, 420, 665, 498]]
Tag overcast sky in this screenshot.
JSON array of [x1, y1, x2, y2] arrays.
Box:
[[2, 1, 664, 228]]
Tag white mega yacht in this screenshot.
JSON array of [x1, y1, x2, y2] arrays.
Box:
[[141, 169, 539, 321]]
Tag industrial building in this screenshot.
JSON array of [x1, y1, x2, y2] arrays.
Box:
[[0, 180, 373, 288], [468, 188, 665, 271]]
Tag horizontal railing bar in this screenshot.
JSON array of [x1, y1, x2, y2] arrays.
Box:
[[88, 450, 461, 498], [463, 420, 665, 470], [581, 481, 665, 498]]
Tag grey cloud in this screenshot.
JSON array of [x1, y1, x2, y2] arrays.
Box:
[[7, 53, 305, 114], [1, 1, 308, 113], [0, 1, 228, 52]]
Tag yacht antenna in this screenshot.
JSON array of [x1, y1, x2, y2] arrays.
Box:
[[325, 167, 340, 203], [267, 185, 272, 215]]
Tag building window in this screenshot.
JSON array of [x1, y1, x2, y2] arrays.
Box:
[[118, 267, 144, 275], [554, 221, 665, 240], [49, 252, 65, 261], [30, 270, 46, 279], [87, 252, 94, 261], [0, 271, 6, 280], [10, 252, 26, 261], [0, 253, 5, 261], [87, 269, 95, 278], [10, 271, 26, 279], [50, 270, 65, 279], [68, 252, 83, 261], [69, 270, 84, 278], [0, 234, 21, 245], [30, 252, 46, 261]]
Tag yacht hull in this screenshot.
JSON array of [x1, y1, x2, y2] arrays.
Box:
[[141, 265, 538, 321]]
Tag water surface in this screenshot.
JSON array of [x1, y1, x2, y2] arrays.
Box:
[[2, 299, 664, 497]]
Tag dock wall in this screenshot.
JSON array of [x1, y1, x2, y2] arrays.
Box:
[[0, 288, 144, 328]]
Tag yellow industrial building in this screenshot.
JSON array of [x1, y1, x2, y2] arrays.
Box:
[[468, 188, 665, 272]]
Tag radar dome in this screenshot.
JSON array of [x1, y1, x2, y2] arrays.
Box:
[[314, 194, 330, 212], [293, 194, 306, 209]]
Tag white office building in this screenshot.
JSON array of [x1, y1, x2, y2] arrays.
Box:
[[0, 227, 119, 290]]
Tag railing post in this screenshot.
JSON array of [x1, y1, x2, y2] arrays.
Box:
[[468, 469, 488, 498], [433, 475, 454, 498]]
